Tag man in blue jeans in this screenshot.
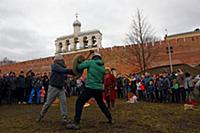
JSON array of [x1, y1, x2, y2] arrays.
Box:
[[36, 54, 73, 123], [66, 52, 112, 130], [28, 73, 42, 104]]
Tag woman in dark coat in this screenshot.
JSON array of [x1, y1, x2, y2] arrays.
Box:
[[7, 72, 17, 104], [17, 71, 26, 104]]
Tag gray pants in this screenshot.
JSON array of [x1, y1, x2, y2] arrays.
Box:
[[40, 85, 67, 118]]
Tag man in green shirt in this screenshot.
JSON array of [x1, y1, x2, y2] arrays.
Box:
[[67, 52, 112, 130]]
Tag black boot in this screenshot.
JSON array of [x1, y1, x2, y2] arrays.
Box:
[[107, 117, 113, 124], [66, 121, 80, 130]]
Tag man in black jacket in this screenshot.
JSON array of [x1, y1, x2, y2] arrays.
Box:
[[25, 71, 33, 103], [7, 72, 17, 104], [36, 54, 73, 122], [17, 71, 26, 104], [0, 71, 4, 105]]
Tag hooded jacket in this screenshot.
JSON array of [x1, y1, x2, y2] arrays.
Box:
[[17, 75, 26, 89], [78, 59, 105, 90], [49, 63, 73, 89], [184, 76, 193, 89]]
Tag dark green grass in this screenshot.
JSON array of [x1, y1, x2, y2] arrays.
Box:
[[0, 97, 200, 133]]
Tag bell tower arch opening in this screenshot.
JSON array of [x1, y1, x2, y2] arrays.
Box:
[[66, 40, 70, 51], [59, 42, 63, 52], [91, 36, 97, 47], [83, 36, 88, 48], [74, 37, 80, 50]]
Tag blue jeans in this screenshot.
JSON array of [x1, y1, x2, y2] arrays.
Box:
[[28, 87, 40, 104]]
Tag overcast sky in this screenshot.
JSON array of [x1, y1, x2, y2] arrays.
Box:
[[0, 0, 199, 61]]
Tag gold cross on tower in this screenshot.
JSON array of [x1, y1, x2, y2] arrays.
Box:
[[75, 13, 79, 20]]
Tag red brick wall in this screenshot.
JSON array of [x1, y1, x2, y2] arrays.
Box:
[[1, 35, 200, 75]]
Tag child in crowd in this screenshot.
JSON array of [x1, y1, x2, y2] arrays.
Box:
[[146, 80, 155, 102], [127, 93, 137, 103], [40, 87, 46, 104], [136, 79, 145, 101], [136, 80, 141, 100], [28, 73, 43, 104], [171, 79, 180, 103]]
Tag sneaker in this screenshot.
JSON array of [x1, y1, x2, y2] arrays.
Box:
[[63, 116, 71, 123], [36, 114, 43, 122], [107, 118, 113, 124], [66, 122, 80, 130], [84, 103, 90, 108]]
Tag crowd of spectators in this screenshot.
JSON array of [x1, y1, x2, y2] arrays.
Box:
[[0, 70, 84, 105], [0, 68, 200, 105], [115, 69, 200, 104]]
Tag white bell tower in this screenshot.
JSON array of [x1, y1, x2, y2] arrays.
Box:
[[73, 13, 81, 37]]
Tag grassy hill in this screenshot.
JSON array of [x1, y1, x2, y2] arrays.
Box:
[[139, 64, 200, 76]]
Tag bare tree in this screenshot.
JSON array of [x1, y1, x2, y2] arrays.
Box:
[[0, 57, 16, 66], [126, 9, 157, 72]]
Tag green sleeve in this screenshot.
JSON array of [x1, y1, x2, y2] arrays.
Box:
[[77, 60, 90, 71]]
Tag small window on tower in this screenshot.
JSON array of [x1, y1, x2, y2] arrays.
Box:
[[74, 38, 79, 44], [66, 40, 70, 51], [83, 36, 88, 48], [59, 42, 63, 52], [92, 36, 97, 47], [74, 38, 80, 50], [66, 40, 70, 45]]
